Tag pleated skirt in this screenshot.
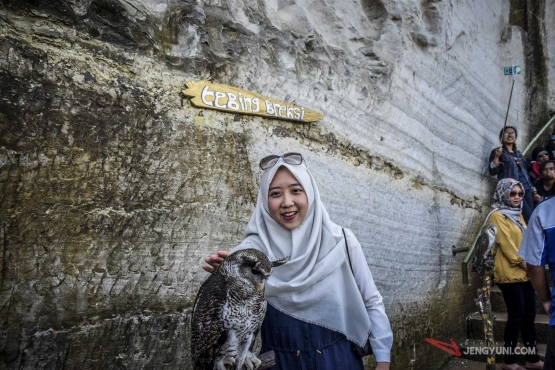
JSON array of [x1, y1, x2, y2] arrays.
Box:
[[260, 304, 365, 370]]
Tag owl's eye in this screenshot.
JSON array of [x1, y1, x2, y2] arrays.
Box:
[[251, 268, 262, 275]]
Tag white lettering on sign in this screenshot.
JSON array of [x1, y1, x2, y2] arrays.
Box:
[[265, 100, 304, 120], [226, 92, 240, 110], [201, 85, 215, 107], [202, 84, 262, 113], [185, 80, 322, 123], [214, 91, 227, 108]]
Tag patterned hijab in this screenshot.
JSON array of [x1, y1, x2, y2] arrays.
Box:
[[491, 178, 526, 234], [232, 157, 372, 346]]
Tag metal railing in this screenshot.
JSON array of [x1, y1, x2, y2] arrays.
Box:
[[453, 115, 555, 284], [522, 115, 555, 156]]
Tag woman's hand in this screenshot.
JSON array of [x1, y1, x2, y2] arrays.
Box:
[[543, 301, 551, 316], [202, 251, 230, 273], [376, 362, 390, 370], [492, 146, 502, 166]]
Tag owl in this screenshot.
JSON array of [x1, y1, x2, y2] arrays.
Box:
[[191, 249, 288, 370], [471, 223, 498, 278]]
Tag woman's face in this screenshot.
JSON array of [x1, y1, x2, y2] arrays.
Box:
[[502, 128, 517, 145], [536, 151, 549, 163], [268, 167, 309, 230], [508, 185, 524, 208]]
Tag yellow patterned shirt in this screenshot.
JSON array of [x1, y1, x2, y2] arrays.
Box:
[[490, 211, 528, 283]]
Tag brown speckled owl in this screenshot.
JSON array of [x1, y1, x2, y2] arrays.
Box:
[[191, 249, 288, 370], [471, 223, 498, 278]]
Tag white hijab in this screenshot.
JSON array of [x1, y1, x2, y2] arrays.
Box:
[[232, 158, 372, 346]]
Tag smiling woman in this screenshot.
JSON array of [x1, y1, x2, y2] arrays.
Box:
[[488, 126, 535, 222], [487, 178, 543, 370], [267, 168, 309, 230], [202, 153, 393, 370]]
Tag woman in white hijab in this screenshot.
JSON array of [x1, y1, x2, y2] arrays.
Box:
[[203, 153, 393, 370]]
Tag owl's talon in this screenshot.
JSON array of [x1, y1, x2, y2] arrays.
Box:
[[213, 359, 227, 370], [223, 356, 236, 366], [245, 351, 262, 370]]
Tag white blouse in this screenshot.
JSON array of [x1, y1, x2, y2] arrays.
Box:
[[345, 230, 393, 362]]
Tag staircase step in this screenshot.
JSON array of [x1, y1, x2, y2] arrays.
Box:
[[459, 339, 546, 363], [490, 285, 506, 313], [440, 358, 503, 370], [471, 267, 552, 313], [490, 285, 548, 315], [440, 357, 547, 370], [467, 312, 550, 342]]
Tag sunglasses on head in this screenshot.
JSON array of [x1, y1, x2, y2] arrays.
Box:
[[259, 152, 304, 170], [509, 191, 524, 198], [537, 151, 549, 157]]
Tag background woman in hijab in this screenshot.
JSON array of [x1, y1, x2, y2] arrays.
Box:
[[488, 178, 542, 370], [489, 126, 535, 222], [203, 153, 393, 370]]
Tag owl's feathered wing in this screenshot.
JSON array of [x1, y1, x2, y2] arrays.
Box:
[[471, 224, 497, 278], [191, 273, 229, 370]]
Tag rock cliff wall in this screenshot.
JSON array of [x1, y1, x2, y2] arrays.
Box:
[[547, 0, 555, 113], [0, 1, 552, 369]]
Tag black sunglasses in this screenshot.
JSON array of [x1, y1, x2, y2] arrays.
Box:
[[259, 153, 303, 170]]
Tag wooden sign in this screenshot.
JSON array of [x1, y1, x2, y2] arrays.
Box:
[[183, 80, 323, 123]]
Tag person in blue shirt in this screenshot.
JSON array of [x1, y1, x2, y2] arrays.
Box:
[[518, 196, 555, 369]]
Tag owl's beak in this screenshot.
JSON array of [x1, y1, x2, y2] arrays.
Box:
[[256, 281, 265, 292]]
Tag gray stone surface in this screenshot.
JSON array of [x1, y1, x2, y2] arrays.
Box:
[[547, 0, 555, 112], [0, 1, 552, 369]]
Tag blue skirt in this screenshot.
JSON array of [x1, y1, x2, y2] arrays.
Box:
[[260, 304, 365, 370]]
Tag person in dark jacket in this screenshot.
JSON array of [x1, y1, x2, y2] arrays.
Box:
[[489, 126, 535, 222]]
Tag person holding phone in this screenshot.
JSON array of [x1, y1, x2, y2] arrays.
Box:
[[489, 126, 535, 222]]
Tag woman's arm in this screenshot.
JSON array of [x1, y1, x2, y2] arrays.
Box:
[[489, 148, 503, 175], [345, 231, 393, 364]]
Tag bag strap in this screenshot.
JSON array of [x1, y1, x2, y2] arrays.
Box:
[[342, 228, 353, 274]]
